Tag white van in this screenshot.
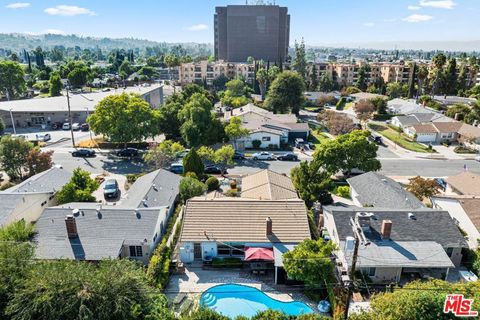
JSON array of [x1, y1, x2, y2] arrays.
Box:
[[62, 123, 71, 130]]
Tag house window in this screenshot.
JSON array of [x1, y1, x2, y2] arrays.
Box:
[[231, 245, 244, 256], [262, 137, 271, 142], [217, 245, 230, 255], [368, 267, 376, 277], [129, 246, 143, 257]]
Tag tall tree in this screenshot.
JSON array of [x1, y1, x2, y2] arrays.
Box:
[[0, 136, 32, 180], [157, 101, 182, 139], [407, 62, 417, 99], [445, 58, 458, 95], [224, 116, 249, 149], [318, 73, 334, 92], [264, 71, 305, 115], [25, 148, 53, 177], [355, 64, 370, 91], [88, 93, 159, 145], [0, 61, 26, 99], [56, 168, 99, 204], [67, 66, 90, 88], [292, 39, 307, 80], [183, 149, 204, 178], [143, 140, 185, 169], [309, 64, 319, 91], [417, 65, 429, 98], [291, 161, 333, 208], [49, 73, 62, 97]]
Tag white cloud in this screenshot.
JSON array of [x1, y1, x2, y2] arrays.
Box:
[[185, 24, 208, 31], [419, 0, 456, 9], [363, 22, 375, 27], [44, 5, 95, 16], [403, 14, 433, 22], [408, 5, 422, 10], [43, 29, 66, 35], [5, 2, 30, 9]]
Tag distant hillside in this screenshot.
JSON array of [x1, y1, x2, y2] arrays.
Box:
[[0, 33, 213, 53], [313, 40, 480, 52]]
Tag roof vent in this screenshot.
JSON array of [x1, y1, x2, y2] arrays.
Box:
[[408, 212, 416, 220], [381, 178, 387, 182], [135, 209, 141, 218], [142, 199, 148, 207], [72, 208, 80, 216], [152, 184, 157, 191]]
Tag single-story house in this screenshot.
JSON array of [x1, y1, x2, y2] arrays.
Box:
[[387, 98, 431, 115], [0, 84, 163, 129], [458, 123, 480, 147], [178, 198, 311, 284], [0, 167, 72, 227], [241, 169, 298, 201], [34, 169, 181, 263], [431, 196, 480, 249], [347, 172, 424, 209], [405, 122, 464, 144], [433, 95, 478, 106], [445, 172, 480, 197], [323, 206, 467, 283], [391, 113, 454, 131], [224, 103, 310, 149], [350, 92, 387, 101]]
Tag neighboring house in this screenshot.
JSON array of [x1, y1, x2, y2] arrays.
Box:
[[445, 172, 480, 197], [347, 172, 424, 209], [178, 198, 311, 284], [433, 95, 478, 107], [34, 169, 181, 264], [323, 206, 467, 283], [432, 196, 480, 249], [350, 92, 387, 101], [405, 122, 463, 144], [241, 169, 298, 200], [0, 167, 72, 227], [387, 98, 431, 115], [224, 103, 310, 149], [391, 113, 454, 131], [458, 123, 480, 148]]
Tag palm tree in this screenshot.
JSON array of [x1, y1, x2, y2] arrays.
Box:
[[416, 65, 429, 100]]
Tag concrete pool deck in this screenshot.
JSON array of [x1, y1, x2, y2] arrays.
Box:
[[166, 265, 317, 311]]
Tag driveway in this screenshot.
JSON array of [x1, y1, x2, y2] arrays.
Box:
[[92, 173, 127, 205]]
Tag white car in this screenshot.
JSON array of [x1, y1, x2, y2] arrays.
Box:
[[72, 123, 80, 131], [36, 133, 51, 142], [62, 123, 71, 130], [252, 152, 275, 161]]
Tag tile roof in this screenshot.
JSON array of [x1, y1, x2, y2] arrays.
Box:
[[241, 170, 298, 200], [458, 123, 480, 139], [324, 206, 467, 248], [410, 123, 438, 134], [180, 199, 311, 243], [446, 172, 480, 196], [458, 198, 480, 230], [34, 207, 166, 260], [121, 169, 181, 208], [347, 172, 424, 209], [6, 167, 72, 193]]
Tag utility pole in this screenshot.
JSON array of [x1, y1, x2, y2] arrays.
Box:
[[66, 85, 75, 148]]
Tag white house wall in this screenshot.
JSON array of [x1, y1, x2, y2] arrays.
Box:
[[5, 192, 55, 226], [240, 131, 281, 148]]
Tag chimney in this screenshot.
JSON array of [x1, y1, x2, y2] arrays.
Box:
[[381, 220, 392, 240], [266, 217, 273, 236], [65, 215, 78, 239]]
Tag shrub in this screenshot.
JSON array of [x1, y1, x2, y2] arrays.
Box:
[[336, 97, 346, 110], [179, 177, 207, 202], [185, 171, 198, 179], [205, 176, 220, 191], [126, 173, 144, 184], [224, 189, 239, 197], [454, 146, 476, 154], [211, 257, 242, 268], [335, 185, 350, 198], [252, 140, 261, 149]]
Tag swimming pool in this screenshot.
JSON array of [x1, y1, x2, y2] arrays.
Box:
[[200, 284, 314, 318]]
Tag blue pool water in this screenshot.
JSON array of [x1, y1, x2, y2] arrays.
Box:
[[200, 284, 314, 318]]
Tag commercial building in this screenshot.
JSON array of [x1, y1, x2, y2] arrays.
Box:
[[179, 60, 254, 86], [214, 5, 290, 62], [0, 84, 163, 129]]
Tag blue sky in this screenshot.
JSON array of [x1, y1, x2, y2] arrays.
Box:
[[0, 0, 479, 45]]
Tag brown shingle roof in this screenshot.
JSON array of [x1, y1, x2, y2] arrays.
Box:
[[433, 122, 463, 133], [410, 123, 438, 134], [446, 172, 480, 196], [241, 170, 298, 201], [458, 124, 480, 139], [180, 199, 311, 243], [458, 199, 480, 230]]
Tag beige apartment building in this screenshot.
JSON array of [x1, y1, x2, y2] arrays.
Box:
[[179, 60, 255, 85]]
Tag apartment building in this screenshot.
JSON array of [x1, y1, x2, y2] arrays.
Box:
[[179, 60, 255, 86]]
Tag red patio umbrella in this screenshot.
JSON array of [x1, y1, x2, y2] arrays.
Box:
[[244, 247, 274, 261]]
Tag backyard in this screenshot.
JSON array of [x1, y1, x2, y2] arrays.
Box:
[[308, 128, 331, 148], [368, 123, 435, 153]]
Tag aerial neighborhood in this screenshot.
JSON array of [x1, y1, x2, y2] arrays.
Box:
[[0, 1, 480, 320]]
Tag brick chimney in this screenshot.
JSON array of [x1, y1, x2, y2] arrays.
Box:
[[65, 215, 78, 239], [266, 217, 273, 236], [381, 220, 392, 240]]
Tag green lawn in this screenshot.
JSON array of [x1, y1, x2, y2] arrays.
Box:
[[368, 123, 434, 153], [309, 129, 331, 148]]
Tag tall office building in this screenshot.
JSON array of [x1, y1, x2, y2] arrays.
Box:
[[214, 5, 290, 63]]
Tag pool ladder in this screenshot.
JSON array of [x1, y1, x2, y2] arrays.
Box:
[[202, 293, 217, 307]]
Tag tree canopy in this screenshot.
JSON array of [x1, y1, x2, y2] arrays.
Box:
[[0, 136, 33, 180], [264, 71, 305, 115], [183, 149, 204, 178], [0, 61, 26, 98], [406, 176, 441, 201], [291, 161, 333, 208], [56, 168, 99, 204], [179, 177, 207, 202], [88, 93, 159, 145]]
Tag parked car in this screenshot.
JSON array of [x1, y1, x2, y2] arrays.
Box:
[[169, 163, 184, 174], [36, 133, 51, 142], [276, 153, 298, 161], [116, 148, 139, 157], [176, 149, 190, 159], [62, 123, 71, 130], [369, 135, 383, 145], [72, 149, 96, 157], [72, 123, 80, 131], [103, 179, 119, 199], [51, 122, 63, 130], [252, 152, 275, 161], [80, 123, 89, 131], [294, 138, 305, 148], [204, 165, 226, 174], [233, 151, 245, 160]]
